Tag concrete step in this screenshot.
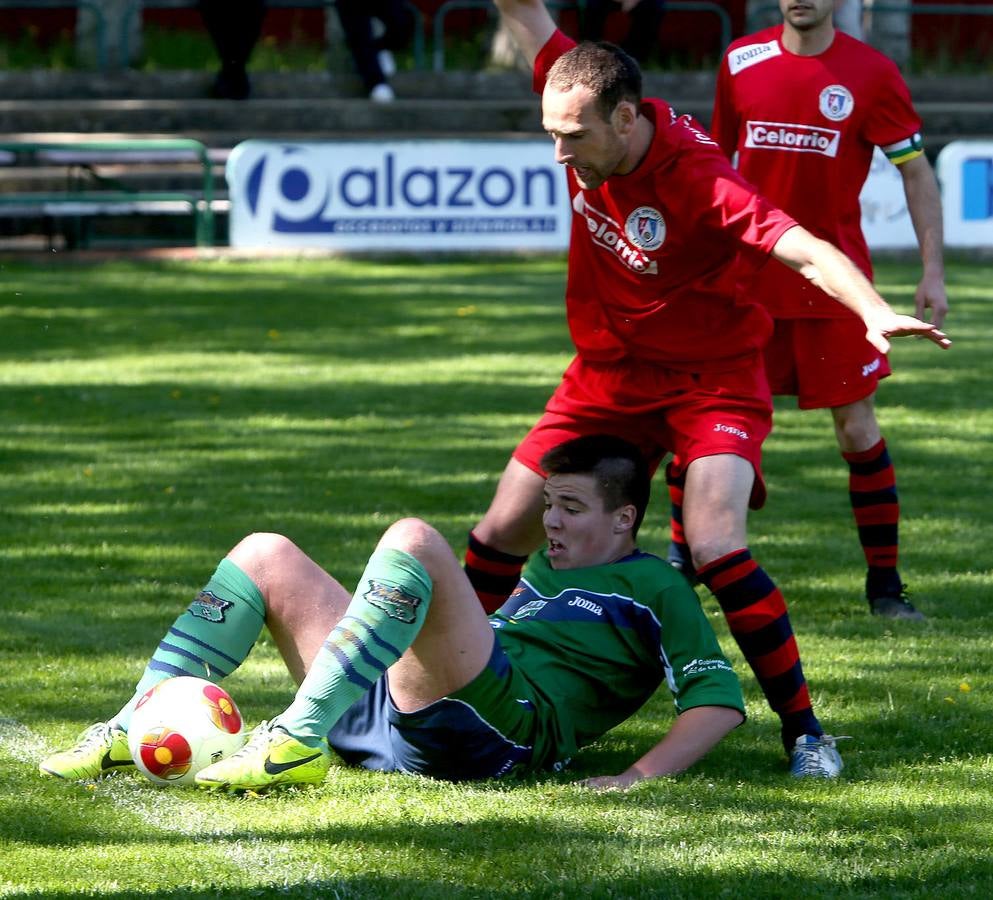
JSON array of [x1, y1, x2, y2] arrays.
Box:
[[914, 102, 993, 137], [1, 70, 988, 152], [0, 97, 543, 136], [2, 97, 987, 158], [0, 67, 989, 102], [0, 69, 711, 101]]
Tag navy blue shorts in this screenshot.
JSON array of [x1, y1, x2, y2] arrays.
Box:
[[327, 635, 539, 781]]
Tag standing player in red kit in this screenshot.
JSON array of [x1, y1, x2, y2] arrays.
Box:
[[466, 0, 949, 777], [676, 0, 948, 620]]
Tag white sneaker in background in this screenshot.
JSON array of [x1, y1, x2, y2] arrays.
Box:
[[369, 83, 396, 103]]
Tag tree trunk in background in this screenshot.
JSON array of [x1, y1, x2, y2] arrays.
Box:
[[324, 5, 352, 74], [834, 0, 864, 39], [77, 0, 142, 69], [865, 0, 911, 67]]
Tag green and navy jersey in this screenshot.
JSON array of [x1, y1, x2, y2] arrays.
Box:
[[491, 549, 744, 765]]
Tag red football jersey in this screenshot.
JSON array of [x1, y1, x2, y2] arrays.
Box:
[[713, 25, 923, 318], [535, 31, 797, 371]]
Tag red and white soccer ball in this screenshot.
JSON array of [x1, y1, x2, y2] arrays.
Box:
[[127, 676, 246, 786]]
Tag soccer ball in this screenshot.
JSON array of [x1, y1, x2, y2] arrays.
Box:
[[127, 676, 246, 786]]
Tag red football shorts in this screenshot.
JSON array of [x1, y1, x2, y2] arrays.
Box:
[[763, 317, 891, 409], [512, 354, 773, 509]]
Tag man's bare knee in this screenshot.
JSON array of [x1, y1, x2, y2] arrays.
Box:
[[689, 536, 740, 571], [227, 531, 288, 565], [472, 458, 547, 555], [832, 396, 880, 452], [227, 532, 304, 594], [683, 509, 747, 569], [378, 518, 448, 563]]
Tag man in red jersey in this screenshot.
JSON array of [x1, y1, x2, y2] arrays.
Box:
[[679, 0, 948, 620], [464, 0, 948, 778]]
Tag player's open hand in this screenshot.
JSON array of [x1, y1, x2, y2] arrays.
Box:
[[864, 311, 951, 354], [578, 771, 644, 791]]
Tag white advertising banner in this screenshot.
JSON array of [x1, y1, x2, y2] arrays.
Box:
[[225, 139, 932, 252], [225, 139, 571, 251], [936, 140, 993, 248], [859, 146, 918, 250]]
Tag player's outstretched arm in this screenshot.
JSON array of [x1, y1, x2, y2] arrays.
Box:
[[899, 154, 948, 328], [580, 705, 744, 791], [771, 225, 951, 353], [492, 0, 557, 69]]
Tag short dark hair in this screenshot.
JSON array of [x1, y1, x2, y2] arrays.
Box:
[[545, 41, 643, 122], [540, 434, 651, 536]]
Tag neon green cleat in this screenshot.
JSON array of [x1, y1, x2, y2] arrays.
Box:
[[194, 720, 331, 793], [39, 722, 134, 781]]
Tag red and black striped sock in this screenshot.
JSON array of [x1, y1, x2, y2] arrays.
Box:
[[665, 462, 693, 571], [698, 548, 821, 750], [843, 438, 902, 597], [464, 530, 528, 614]]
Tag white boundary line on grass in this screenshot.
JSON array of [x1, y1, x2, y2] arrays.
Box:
[[0, 716, 326, 889]]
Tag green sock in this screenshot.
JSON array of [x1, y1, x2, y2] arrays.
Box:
[[110, 558, 265, 732], [275, 548, 432, 745]]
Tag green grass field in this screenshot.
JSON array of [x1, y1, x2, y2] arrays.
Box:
[[1, 254, 991, 899]]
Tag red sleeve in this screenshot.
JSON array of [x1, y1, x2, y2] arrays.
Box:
[[711, 171, 798, 259], [862, 57, 922, 149], [532, 29, 577, 94], [710, 53, 740, 161], [671, 128, 796, 259]]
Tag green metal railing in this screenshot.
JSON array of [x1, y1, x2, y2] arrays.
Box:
[[0, 139, 216, 247]]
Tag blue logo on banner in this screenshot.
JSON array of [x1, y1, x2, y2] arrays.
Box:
[[244, 147, 561, 235], [962, 158, 993, 220]]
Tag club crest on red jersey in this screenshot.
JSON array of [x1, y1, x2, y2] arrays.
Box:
[[819, 85, 854, 122], [625, 206, 666, 251]]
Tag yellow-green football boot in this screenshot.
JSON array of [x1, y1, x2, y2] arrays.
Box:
[[39, 722, 134, 781], [195, 720, 330, 792]]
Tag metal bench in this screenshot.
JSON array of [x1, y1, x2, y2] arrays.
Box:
[[0, 139, 216, 249]]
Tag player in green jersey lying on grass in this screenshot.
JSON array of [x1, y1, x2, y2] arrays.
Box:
[[41, 434, 746, 792]]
